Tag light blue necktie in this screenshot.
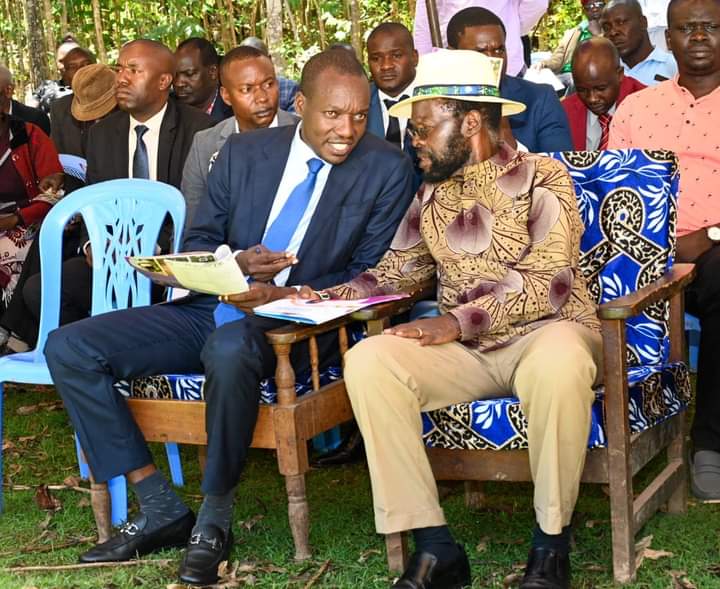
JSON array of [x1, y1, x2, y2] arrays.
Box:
[[214, 157, 325, 327], [132, 125, 150, 179]]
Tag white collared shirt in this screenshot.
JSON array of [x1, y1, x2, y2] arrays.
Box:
[[263, 123, 332, 286], [127, 103, 167, 180], [585, 104, 617, 151], [377, 83, 414, 149], [234, 113, 279, 134]]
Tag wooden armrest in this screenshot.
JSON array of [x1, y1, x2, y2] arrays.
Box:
[[351, 279, 436, 321], [265, 314, 358, 345], [598, 263, 695, 320]]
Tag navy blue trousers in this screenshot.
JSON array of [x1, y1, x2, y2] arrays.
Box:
[[44, 295, 336, 494]]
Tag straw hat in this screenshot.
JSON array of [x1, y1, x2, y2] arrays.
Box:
[[388, 49, 526, 119], [71, 64, 117, 122]]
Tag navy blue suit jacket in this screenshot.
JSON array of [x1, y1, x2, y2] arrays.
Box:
[[367, 82, 422, 191], [183, 123, 415, 289], [501, 75, 573, 152]]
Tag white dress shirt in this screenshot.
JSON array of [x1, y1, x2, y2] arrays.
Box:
[[128, 103, 167, 180], [585, 104, 616, 151], [262, 123, 332, 286], [377, 83, 414, 149]]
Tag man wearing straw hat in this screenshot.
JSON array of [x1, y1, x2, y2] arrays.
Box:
[[301, 49, 601, 588]]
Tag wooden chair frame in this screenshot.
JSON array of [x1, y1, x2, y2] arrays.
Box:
[[119, 263, 692, 584]]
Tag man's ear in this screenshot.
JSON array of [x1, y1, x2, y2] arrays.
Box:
[[412, 49, 419, 68], [219, 85, 231, 107], [294, 91, 306, 117], [665, 28, 673, 54], [460, 108, 482, 137], [4, 84, 13, 99], [159, 72, 173, 92], [209, 64, 219, 83]]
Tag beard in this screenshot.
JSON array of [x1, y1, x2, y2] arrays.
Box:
[[419, 125, 472, 183]]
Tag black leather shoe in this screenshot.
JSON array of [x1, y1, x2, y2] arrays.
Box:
[[178, 524, 234, 586], [79, 511, 195, 563], [520, 547, 570, 589], [392, 544, 471, 588], [312, 429, 365, 467]]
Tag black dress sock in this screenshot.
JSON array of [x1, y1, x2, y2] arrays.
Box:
[[133, 470, 190, 532], [531, 524, 572, 555], [412, 525, 459, 564], [195, 486, 236, 534]]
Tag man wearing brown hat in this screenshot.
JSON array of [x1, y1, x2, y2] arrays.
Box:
[[50, 63, 117, 157]]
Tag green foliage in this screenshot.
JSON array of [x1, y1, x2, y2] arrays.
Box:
[[536, 0, 584, 51]]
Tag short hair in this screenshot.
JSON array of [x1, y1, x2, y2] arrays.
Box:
[[667, 0, 702, 25], [219, 46, 272, 84], [299, 48, 366, 97], [177, 37, 220, 67], [367, 22, 414, 49], [447, 7, 506, 49], [63, 47, 96, 64], [443, 98, 501, 134], [604, 0, 644, 18], [0, 65, 13, 86], [572, 37, 621, 70]]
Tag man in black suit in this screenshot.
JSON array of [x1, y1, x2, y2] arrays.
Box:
[[21, 40, 213, 332], [174, 37, 233, 123], [0, 66, 51, 135], [44, 48, 414, 586]]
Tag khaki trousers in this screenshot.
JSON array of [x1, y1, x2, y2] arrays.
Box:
[[343, 321, 603, 535]]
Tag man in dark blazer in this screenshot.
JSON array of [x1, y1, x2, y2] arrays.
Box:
[[21, 39, 212, 332], [562, 37, 646, 150], [447, 7, 574, 152], [174, 37, 233, 123], [182, 46, 298, 223], [44, 48, 414, 586], [0, 66, 51, 135]]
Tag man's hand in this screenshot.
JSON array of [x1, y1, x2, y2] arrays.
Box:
[[220, 282, 296, 312], [0, 214, 19, 232], [384, 314, 461, 346], [677, 228, 714, 263], [38, 172, 64, 194], [235, 244, 297, 282]]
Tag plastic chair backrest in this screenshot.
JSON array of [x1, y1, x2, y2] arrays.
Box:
[[35, 179, 186, 355]]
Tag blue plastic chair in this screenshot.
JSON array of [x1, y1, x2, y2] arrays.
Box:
[[685, 313, 700, 372], [0, 179, 185, 523]]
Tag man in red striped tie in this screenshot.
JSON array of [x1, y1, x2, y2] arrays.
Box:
[[561, 37, 645, 150]]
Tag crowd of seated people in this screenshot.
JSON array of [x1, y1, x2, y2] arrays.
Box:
[[0, 0, 718, 586]]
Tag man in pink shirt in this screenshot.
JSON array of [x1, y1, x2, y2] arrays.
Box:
[[413, 0, 548, 75], [609, 0, 720, 500]]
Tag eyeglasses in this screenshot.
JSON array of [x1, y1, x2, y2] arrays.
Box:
[[407, 117, 458, 141]]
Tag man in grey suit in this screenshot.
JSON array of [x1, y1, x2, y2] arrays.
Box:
[[181, 46, 298, 223]]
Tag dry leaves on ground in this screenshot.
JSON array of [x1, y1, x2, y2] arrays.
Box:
[[668, 570, 697, 588], [16, 400, 63, 416], [357, 548, 381, 563], [240, 514, 264, 532], [634, 534, 674, 569], [33, 485, 62, 511]]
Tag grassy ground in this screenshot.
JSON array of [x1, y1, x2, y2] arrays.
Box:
[[0, 385, 718, 589]]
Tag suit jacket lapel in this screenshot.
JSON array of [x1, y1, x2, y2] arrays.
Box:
[[367, 84, 385, 139], [114, 114, 130, 179], [157, 100, 177, 184], [247, 124, 296, 245]]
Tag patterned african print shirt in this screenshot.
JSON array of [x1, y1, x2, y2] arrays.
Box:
[[329, 144, 600, 352]]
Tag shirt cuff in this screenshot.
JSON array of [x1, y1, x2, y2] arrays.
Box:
[[448, 307, 492, 342]]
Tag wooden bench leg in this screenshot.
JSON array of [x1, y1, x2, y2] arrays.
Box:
[[666, 421, 688, 514], [286, 473, 311, 561], [197, 445, 207, 476], [386, 532, 409, 574], [464, 481, 486, 508]]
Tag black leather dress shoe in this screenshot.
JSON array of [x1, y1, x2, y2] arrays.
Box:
[[392, 544, 471, 589], [312, 428, 365, 467], [178, 524, 234, 586], [520, 547, 570, 589], [79, 511, 195, 563]]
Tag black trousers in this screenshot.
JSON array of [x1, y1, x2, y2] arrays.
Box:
[[44, 295, 338, 494], [685, 245, 720, 452]]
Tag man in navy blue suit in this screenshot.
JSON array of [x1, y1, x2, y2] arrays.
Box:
[[447, 7, 573, 152], [44, 48, 414, 586]]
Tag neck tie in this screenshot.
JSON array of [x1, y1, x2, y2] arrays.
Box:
[[133, 124, 150, 179], [383, 95, 408, 147], [598, 113, 612, 150], [214, 157, 325, 327]]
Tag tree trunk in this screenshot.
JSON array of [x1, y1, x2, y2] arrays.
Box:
[[283, 0, 300, 45], [60, 0, 67, 38], [265, 0, 286, 74], [224, 0, 238, 46], [346, 0, 362, 60], [311, 0, 326, 49], [42, 0, 55, 77], [90, 0, 107, 62], [24, 0, 48, 88]]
